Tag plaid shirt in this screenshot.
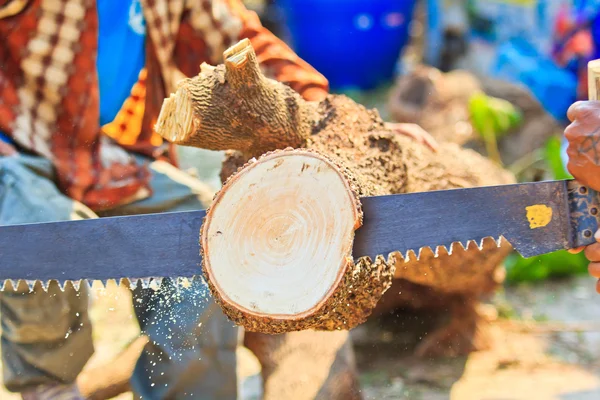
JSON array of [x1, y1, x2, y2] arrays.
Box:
[[0, 0, 328, 210]]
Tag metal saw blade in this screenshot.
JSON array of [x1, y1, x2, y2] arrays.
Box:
[[0, 180, 584, 290], [353, 180, 572, 261], [0, 210, 206, 287]]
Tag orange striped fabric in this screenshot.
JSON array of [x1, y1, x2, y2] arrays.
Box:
[[0, 0, 329, 211]]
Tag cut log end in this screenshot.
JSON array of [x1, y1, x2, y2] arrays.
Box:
[[203, 148, 360, 318], [155, 89, 195, 145], [201, 148, 393, 333]]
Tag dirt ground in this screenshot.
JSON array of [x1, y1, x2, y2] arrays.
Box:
[[1, 274, 599, 400], [354, 275, 600, 400]]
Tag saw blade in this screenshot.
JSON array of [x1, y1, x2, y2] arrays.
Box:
[[352, 180, 576, 262], [0, 180, 595, 291], [0, 210, 206, 290]]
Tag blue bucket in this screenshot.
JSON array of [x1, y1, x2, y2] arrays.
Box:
[[277, 0, 417, 91]]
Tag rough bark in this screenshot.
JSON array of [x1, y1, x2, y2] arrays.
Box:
[[155, 40, 515, 346]]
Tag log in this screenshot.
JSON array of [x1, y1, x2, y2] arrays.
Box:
[[200, 147, 394, 332], [156, 39, 318, 159], [155, 39, 515, 343]]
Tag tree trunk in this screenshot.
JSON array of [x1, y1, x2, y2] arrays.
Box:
[[155, 39, 515, 336]]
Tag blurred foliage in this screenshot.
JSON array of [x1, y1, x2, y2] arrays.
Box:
[[504, 250, 588, 283], [469, 92, 523, 164], [544, 135, 572, 180], [504, 135, 587, 284], [469, 92, 523, 140]]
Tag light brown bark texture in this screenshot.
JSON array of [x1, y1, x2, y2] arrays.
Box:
[[155, 39, 515, 339], [387, 65, 561, 165]]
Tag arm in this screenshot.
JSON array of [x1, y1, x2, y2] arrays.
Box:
[[564, 101, 600, 292]]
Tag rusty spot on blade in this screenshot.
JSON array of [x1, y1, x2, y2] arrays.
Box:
[[526, 205, 553, 229]]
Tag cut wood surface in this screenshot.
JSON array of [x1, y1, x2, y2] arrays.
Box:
[[201, 148, 394, 333], [156, 39, 515, 346]]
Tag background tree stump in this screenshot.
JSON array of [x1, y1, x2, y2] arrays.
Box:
[[387, 65, 562, 165]]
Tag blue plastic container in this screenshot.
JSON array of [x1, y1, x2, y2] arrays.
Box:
[[277, 0, 417, 91]]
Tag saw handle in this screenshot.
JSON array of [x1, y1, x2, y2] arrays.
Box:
[[565, 60, 600, 251], [569, 180, 600, 248], [589, 59, 600, 101]]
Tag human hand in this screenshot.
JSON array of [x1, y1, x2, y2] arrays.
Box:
[[384, 122, 440, 153], [565, 100, 600, 291], [569, 230, 600, 293], [565, 101, 600, 190]]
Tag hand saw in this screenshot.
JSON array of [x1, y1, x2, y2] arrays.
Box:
[[0, 65, 599, 291], [0, 177, 597, 290]]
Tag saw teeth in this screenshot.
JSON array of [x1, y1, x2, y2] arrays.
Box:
[[360, 235, 506, 266], [403, 249, 418, 263], [178, 277, 192, 289], [417, 246, 435, 260], [2, 280, 14, 291], [149, 277, 162, 291], [0, 276, 204, 293], [140, 278, 151, 289], [25, 280, 37, 292], [128, 278, 141, 290], [434, 245, 451, 258], [118, 278, 131, 288]]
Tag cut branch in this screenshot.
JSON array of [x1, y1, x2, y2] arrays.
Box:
[[155, 38, 319, 159], [201, 148, 394, 333]]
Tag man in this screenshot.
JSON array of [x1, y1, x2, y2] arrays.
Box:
[[0, 1, 333, 399], [0, 1, 433, 399], [565, 100, 600, 293]]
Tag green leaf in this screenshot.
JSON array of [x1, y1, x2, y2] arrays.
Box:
[[468, 92, 523, 140], [469, 92, 490, 138], [487, 97, 523, 137]]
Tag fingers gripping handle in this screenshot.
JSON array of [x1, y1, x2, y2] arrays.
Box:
[[588, 59, 600, 101]]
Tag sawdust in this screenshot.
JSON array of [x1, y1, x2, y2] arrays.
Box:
[[2, 275, 599, 399]]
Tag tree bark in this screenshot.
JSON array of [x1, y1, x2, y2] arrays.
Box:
[[156, 39, 319, 159], [155, 39, 515, 336]]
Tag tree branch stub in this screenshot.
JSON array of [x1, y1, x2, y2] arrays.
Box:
[[155, 39, 318, 159]]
